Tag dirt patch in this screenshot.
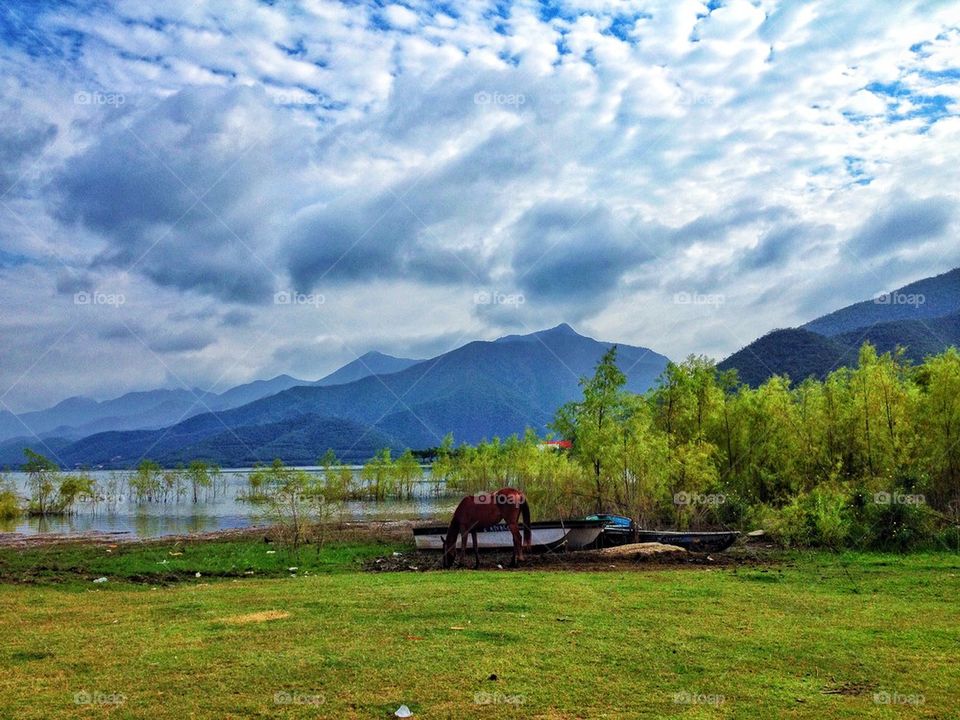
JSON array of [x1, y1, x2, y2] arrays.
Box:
[[821, 680, 876, 696], [365, 543, 781, 573], [221, 610, 291, 625]]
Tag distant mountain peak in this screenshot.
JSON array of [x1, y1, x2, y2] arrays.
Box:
[[495, 323, 587, 344], [358, 350, 396, 361], [314, 351, 421, 387]]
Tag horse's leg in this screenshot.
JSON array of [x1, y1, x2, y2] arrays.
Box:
[[472, 530, 479, 569], [459, 529, 468, 566], [508, 522, 522, 567]]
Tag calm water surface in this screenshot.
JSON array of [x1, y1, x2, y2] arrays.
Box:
[[2, 468, 456, 539]]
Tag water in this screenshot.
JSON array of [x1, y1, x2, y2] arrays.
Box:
[[1, 468, 456, 539]]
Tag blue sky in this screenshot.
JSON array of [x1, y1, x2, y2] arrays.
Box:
[[0, 0, 958, 410]]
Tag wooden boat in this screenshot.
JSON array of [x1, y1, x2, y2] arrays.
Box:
[[587, 515, 740, 552], [414, 515, 739, 553], [413, 519, 604, 551]]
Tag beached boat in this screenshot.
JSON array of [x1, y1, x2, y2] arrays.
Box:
[[586, 516, 740, 552], [413, 519, 605, 551], [414, 515, 739, 553]]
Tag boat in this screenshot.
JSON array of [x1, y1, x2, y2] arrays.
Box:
[[414, 515, 739, 553], [413, 519, 605, 551], [586, 515, 740, 552]]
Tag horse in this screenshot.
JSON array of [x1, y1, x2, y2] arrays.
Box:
[[441, 487, 532, 569]]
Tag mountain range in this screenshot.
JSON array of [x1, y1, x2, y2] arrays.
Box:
[[718, 267, 960, 386], [6, 266, 959, 470], [0, 324, 669, 468]]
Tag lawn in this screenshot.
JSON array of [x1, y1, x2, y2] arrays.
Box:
[[0, 540, 957, 719]]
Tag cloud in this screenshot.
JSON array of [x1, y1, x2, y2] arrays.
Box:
[[55, 85, 316, 303], [0, 0, 958, 408], [847, 195, 956, 258]]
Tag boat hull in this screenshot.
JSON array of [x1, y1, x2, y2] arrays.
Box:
[[602, 529, 739, 552], [413, 520, 603, 551]]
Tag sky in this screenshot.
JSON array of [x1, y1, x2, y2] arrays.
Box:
[[0, 0, 958, 412]]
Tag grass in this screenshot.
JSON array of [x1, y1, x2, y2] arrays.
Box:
[[0, 536, 399, 584], [0, 540, 957, 719]]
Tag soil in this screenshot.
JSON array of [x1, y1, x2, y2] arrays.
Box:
[[364, 540, 783, 573]]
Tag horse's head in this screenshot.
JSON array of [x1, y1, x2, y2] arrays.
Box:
[[441, 536, 455, 568]]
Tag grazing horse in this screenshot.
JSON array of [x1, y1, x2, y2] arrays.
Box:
[[442, 488, 532, 569]]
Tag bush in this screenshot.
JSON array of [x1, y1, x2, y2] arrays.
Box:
[[759, 485, 853, 548], [858, 499, 938, 552], [0, 477, 21, 520]]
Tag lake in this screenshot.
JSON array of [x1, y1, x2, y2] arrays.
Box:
[[1, 467, 457, 539]]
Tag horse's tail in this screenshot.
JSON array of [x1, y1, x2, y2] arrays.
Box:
[[520, 498, 532, 547]]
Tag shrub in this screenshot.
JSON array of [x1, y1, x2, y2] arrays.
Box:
[[0, 476, 21, 520]]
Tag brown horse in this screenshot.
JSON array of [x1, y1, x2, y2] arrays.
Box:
[[442, 488, 532, 569]]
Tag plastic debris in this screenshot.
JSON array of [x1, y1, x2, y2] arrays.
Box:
[[288, 567, 298, 571], [195, 572, 202, 578], [93, 577, 108, 583], [395, 705, 413, 718]]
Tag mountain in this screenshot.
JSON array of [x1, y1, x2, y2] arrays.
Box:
[[720, 268, 960, 386], [802, 267, 960, 336], [212, 374, 308, 409], [6, 325, 670, 468], [314, 351, 421, 386], [717, 329, 855, 386], [0, 377, 311, 444]]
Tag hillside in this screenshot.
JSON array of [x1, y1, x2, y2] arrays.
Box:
[[802, 267, 960, 336], [720, 267, 960, 386], [718, 329, 855, 386]]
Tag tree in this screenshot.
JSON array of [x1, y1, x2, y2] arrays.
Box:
[[23, 449, 58, 516], [552, 346, 628, 511]]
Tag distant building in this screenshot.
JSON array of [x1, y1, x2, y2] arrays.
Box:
[[538, 440, 572, 450]]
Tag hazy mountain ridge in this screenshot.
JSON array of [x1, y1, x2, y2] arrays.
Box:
[[0, 355, 421, 445], [0, 325, 670, 468]]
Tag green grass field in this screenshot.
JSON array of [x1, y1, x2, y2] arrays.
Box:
[[0, 539, 957, 719]]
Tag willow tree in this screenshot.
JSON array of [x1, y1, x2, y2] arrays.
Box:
[[553, 346, 628, 511]]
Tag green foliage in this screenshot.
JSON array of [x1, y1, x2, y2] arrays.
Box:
[[0, 475, 21, 520], [440, 341, 960, 548], [22, 450, 96, 516]]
